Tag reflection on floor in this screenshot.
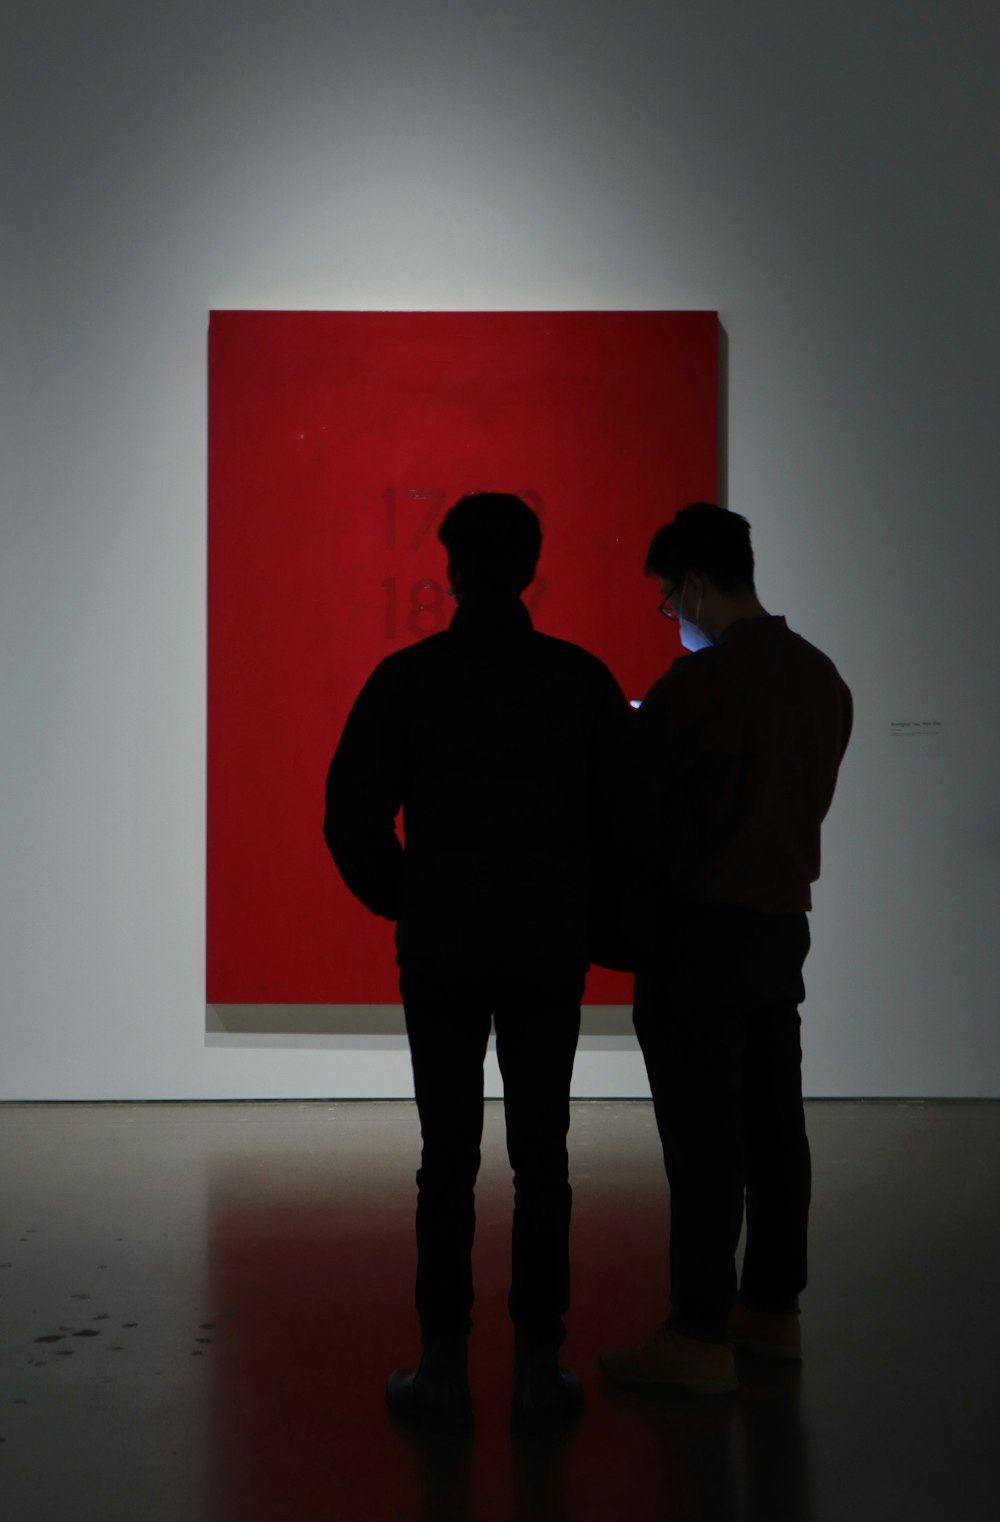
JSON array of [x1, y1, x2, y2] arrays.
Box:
[[1, 1100, 998, 1521]]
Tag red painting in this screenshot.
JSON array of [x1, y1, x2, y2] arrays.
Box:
[[208, 311, 717, 1004]]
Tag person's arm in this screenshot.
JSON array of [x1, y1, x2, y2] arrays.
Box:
[[627, 659, 717, 907], [323, 660, 404, 920], [585, 663, 642, 971], [631, 664, 706, 824]]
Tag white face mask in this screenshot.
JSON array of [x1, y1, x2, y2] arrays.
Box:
[[677, 579, 713, 653]]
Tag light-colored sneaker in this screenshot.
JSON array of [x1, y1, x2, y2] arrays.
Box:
[[599, 1323, 738, 1395], [728, 1301, 802, 1361]]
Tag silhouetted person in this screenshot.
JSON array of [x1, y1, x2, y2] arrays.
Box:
[[600, 502, 852, 1395], [324, 492, 628, 1431]]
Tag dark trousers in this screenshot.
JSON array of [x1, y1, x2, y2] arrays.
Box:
[[399, 968, 584, 1348], [633, 906, 812, 1341]]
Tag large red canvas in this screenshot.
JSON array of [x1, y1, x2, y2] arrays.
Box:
[[208, 311, 717, 1004]]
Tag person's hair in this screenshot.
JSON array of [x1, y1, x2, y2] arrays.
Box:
[[438, 492, 542, 595], [644, 502, 755, 595]]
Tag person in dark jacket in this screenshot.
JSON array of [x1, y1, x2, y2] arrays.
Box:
[[600, 502, 853, 1396], [324, 492, 629, 1431]]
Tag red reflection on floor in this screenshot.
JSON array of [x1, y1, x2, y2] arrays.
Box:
[[203, 1115, 805, 1522]]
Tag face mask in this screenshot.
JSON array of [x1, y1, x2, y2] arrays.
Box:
[[677, 580, 713, 653]]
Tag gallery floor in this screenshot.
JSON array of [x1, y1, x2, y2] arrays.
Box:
[[1, 1099, 997, 1522]]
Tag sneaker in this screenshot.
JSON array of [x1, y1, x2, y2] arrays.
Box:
[[511, 1337, 584, 1434], [386, 1337, 472, 1429], [599, 1323, 738, 1395], [729, 1301, 802, 1362]]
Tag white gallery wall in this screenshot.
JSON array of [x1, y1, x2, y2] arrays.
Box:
[[3, 0, 998, 1099]]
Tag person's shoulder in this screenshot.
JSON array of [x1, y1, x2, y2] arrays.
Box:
[[778, 621, 850, 685], [531, 631, 624, 689], [763, 621, 853, 723], [374, 630, 452, 673], [355, 631, 452, 695], [644, 647, 716, 696]]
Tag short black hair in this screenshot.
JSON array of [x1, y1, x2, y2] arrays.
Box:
[[438, 492, 542, 596], [644, 502, 755, 595]]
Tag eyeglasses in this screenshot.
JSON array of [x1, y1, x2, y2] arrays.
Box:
[[658, 591, 679, 621]]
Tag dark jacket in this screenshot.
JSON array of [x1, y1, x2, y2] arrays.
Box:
[[324, 593, 630, 979], [633, 615, 853, 916]]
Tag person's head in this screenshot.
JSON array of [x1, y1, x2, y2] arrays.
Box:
[[645, 502, 761, 649], [438, 492, 542, 599]]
